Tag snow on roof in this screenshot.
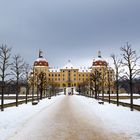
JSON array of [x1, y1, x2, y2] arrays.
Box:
[[61, 60, 77, 69], [35, 58, 48, 62], [49, 68, 60, 72], [79, 67, 91, 72]]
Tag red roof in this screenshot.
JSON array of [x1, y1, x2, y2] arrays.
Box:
[[34, 58, 49, 67], [92, 51, 108, 66], [92, 60, 107, 66]]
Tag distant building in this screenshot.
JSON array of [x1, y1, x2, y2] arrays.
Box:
[[30, 50, 115, 93]]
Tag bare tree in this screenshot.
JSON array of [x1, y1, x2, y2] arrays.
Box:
[[121, 43, 140, 111], [78, 80, 89, 96], [28, 70, 35, 103], [24, 63, 31, 104], [107, 67, 111, 103], [100, 67, 106, 104], [11, 54, 25, 107], [90, 69, 101, 99], [48, 81, 59, 97], [38, 72, 47, 100], [111, 54, 122, 106], [0, 44, 11, 111]]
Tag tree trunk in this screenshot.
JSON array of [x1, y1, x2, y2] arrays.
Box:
[[25, 85, 29, 104], [130, 75, 133, 111], [40, 82, 43, 100], [16, 77, 19, 107], [1, 82, 4, 111], [116, 79, 119, 106]]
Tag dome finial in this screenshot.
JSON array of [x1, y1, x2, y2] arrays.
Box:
[[39, 50, 43, 58], [98, 50, 101, 58]]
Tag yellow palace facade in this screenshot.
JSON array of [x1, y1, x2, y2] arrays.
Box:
[[31, 50, 115, 93]]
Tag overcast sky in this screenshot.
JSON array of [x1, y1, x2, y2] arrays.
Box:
[[0, 0, 140, 68]]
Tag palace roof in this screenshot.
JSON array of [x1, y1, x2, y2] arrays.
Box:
[[34, 50, 49, 67], [92, 51, 108, 67]]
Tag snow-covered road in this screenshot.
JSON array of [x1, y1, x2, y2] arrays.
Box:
[[7, 95, 130, 140]]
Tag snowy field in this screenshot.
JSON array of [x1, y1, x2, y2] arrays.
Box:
[[0, 94, 140, 140], [4, 100, 16, 104], [119, 99, 140, 105], [103, 93, 140, 97], [3, 100, 23, 104]]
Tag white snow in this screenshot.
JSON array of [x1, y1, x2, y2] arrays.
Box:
[[35, 57, 48, 62], [0, 95, 64, 140], [119, 99, 140, 105], [103, 93, 140, 97], [62, 60, 77, 69], [76, 96, 140, 140], [3, 100, 24, 104], [4, 100, 16, 104]]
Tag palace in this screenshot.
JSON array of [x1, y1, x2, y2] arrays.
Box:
[[31, 50, 115, 93]]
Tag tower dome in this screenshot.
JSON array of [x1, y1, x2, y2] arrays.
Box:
[[92, 51, 108, 67], [34, 50, 49, 67]]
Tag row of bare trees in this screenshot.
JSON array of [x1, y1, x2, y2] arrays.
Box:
[[29, 69, 60, 103], [0, 44, 30, 111], [79, 42, 140, 111], [112, 42, 140, 111]]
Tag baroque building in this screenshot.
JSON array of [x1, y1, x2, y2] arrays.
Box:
[[31, 50, 114, 93]]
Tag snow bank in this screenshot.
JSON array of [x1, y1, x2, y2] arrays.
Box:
[[75, 96, 140, 140], [0, 95, 64, 140]]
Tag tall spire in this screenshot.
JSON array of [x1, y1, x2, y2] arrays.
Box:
[[98, 50, 101, 58], [39, 50, 43, 58]]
